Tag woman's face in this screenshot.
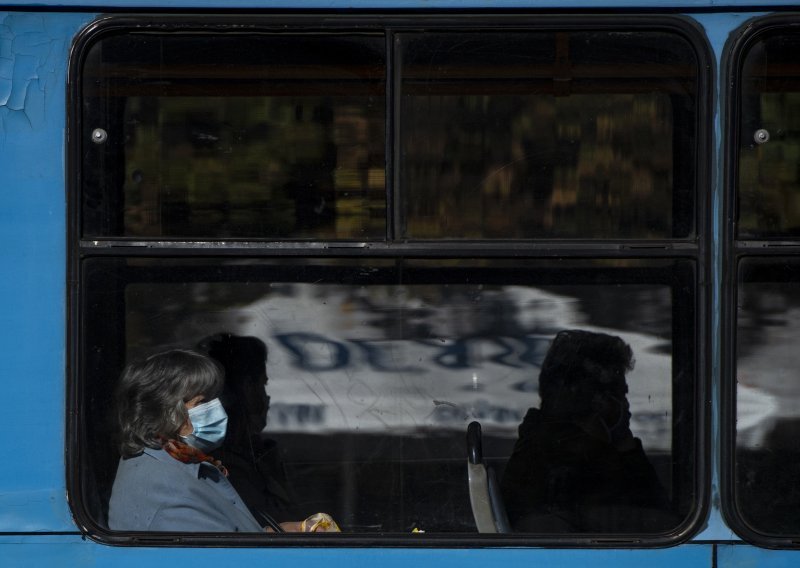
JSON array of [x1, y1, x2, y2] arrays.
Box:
[[179, 394, 205, 437]]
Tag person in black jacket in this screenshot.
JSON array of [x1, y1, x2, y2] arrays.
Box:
[[500, 329, 674, 533], [201, 333, 299, 528]]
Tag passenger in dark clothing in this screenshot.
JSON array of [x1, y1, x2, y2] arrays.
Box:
[[500, 329, 674, 533], [201, 334, 298, 527]]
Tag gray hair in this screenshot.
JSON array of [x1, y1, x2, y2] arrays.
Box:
[[115, 349, 224, 457]]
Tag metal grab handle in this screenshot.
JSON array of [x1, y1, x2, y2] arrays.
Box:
[[467, 421, 483, 465]]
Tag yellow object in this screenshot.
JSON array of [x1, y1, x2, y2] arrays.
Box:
[[301, 513, 341, 533]]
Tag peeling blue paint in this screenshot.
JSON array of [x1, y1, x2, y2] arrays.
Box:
[[0, 14, 73, 133]]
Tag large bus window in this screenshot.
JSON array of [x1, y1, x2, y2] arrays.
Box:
[[79, 257, 697, 536], [71, 15, 707, 544], [400, 31, 698, 239], [728, 19, 800, 546]]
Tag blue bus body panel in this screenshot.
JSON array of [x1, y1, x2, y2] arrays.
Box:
[[0, 4, 797, 565], [0, 536, 714, 567], [3, 0, 800, 8], [0, 10, 93, 533], [718, 546, 800, 568], [691, 11, 745, 544]]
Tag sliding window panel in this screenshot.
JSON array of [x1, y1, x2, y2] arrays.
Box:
[[81, 32, 386, 240], [735, 258, 800, 537], [737, 30, 800, 239], [398, 31, 699, 239]]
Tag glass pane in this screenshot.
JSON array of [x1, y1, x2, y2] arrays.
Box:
[[81, 33, 386, 239], [738, 30, 800, 238], [80, 257, 695, 535], [735, 257, 800, 535], [399, 31, 698, 239]]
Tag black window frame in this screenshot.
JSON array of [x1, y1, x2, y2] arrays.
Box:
[[721, 13, 800, 549], [67, 12, 712, 548]]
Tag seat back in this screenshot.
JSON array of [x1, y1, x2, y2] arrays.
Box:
[[466, 421, 511, 533]]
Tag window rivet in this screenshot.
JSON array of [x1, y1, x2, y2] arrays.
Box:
[[754, 128, 770, 144], [91, 128, 108, 144]]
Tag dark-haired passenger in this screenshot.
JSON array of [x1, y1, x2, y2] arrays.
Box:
[[201, 333, 299, 526], [500, 330, 673, 533]]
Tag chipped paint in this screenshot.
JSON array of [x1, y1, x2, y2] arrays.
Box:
[[0, 13, 77, 134]]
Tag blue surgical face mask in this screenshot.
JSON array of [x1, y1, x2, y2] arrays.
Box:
[[181, 398, 228, 452]]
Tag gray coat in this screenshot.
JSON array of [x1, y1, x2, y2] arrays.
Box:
[[108, 447, 263, 532]]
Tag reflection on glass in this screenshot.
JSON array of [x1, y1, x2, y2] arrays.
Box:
[[82, 34, 386, 239], [736, 258, 800, 535], [738, 31, 800, 238], [400, 32, 698, 239], [81, 258, 691, 533]]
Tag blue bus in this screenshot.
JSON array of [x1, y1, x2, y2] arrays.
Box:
[[2, 0, 800, 565]]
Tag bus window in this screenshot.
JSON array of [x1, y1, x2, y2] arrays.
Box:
[[79, 257, 697, 536], [71, 15, 707, 544], [729, 19, 800, 547]]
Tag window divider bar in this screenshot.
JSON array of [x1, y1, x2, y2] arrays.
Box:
[[389, 28, 402, 242], [76, 239, 700, 258]]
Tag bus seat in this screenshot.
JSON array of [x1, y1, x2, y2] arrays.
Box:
[[466, 421, 511, 533]]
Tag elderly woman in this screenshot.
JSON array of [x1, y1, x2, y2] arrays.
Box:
[[108, 349, 267, 532]]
